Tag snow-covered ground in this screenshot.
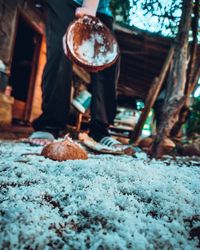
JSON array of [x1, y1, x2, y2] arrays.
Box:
[[0, 140, 200, 250]]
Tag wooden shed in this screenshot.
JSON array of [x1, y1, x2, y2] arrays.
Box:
[[1, 0, 199, 137]]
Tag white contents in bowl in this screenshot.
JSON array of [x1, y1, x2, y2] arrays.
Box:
[[77, 34, 117, 66]]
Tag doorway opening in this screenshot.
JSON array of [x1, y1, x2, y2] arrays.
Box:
[[10, 13, 42, 123]]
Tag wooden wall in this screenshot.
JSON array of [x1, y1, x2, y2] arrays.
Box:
[[0, 0, 46, 122], [0, 0, 45, 66]]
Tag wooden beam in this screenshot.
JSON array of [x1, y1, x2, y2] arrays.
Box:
[[130, 45, 175, 144], [120, 50, 149, 56], [24, 33, 42, 122], [189, 62, 200, 94]]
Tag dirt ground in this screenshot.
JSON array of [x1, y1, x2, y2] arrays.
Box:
[[0, 124, 33, 140]]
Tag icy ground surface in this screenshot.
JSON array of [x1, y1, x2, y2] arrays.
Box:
[[0, 141, 200, 250]]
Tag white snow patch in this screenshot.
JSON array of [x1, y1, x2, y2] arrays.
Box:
[[0, 141, 200, 249]]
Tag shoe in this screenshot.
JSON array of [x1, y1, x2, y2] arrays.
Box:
[[79, 133, 135, 155], [21, 131, 55, 146], [72, 90, 92, 113], [99, 136, 124, 147], [99, 136, 135, 154]]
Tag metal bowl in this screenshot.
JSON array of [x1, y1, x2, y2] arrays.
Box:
[[65, 15, 119, 72]]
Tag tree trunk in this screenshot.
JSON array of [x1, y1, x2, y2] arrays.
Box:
[[170, 0, 200, 138], [151, 0, 193, 158]]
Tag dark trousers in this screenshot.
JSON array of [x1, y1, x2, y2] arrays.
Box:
[[32, 0, 120, 140]]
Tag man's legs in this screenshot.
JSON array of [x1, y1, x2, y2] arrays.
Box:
[[32, 3, 120, 143], [32, 0, 77, 137], [89, 13, 120, 142]]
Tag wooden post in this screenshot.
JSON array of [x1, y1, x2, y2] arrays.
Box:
[[130, 45, 175, 144], [189, 65, 200, 94], [76, 112, 83, 132]]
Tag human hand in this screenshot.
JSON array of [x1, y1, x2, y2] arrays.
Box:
[[75, 6, 96, 18]]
